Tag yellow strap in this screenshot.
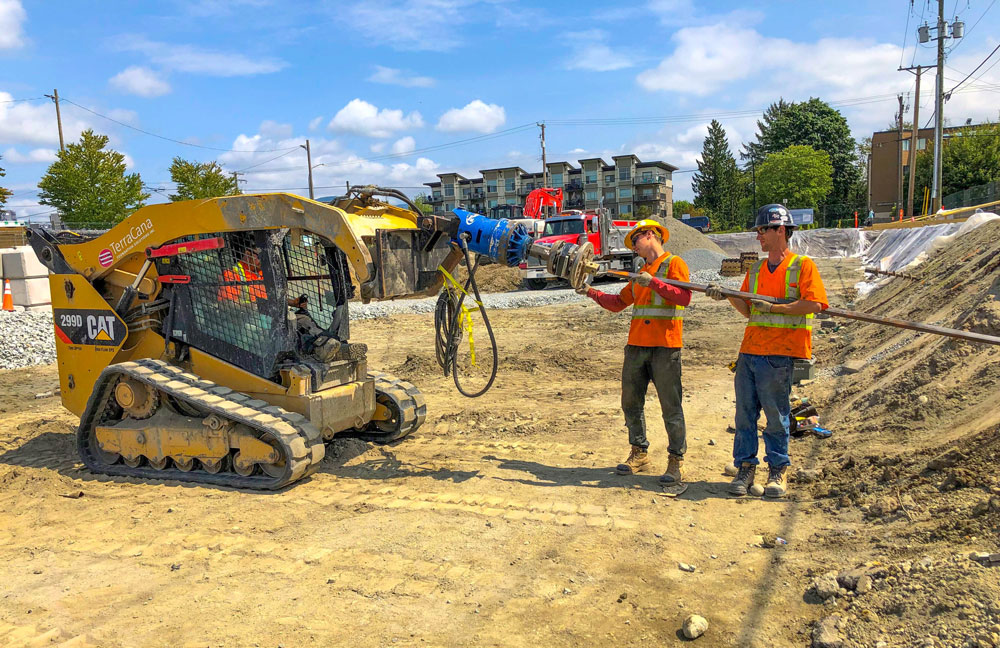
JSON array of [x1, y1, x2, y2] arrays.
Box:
[[438, 266, 480, 367]]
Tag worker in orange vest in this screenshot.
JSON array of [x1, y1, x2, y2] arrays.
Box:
[[578, 219, 692, 485], [705, 204, 828, 498], [219, 246, 268, 303]]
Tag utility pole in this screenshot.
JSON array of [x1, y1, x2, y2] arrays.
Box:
[[43, 89, 65, 151], [897, 94, 905, 213], [300, 140, 314, 200], [907, 67, 922, 218], [230, 171, 244, 194], [932, 0, 945, 212]]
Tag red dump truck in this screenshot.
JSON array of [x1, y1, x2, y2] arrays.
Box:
[[519, 210, 638, 290]]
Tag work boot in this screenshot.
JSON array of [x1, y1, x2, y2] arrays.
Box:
[[616, 445, 649, 475], [728, 462, 757, 496], [764, 465, 789, 498], [659, 455, 684, 484]]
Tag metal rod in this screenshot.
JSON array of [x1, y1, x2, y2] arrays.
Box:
[[605, 271, 1000, 346], [863, 267, 917, 280]]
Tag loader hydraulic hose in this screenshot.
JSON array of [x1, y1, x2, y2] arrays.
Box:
[[434, 235, 499, 398]]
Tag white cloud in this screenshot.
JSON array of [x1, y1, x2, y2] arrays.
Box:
[[308, 116, 323, 131], [391, 136, 415, 154], [216, 127, 440, 197], [436, 100, 506, 133], [368, 65, 436, 88], [109, 66, 171, 97], [2, 147, 57, 164], [370, 142, 386, 153], [562, 30, 632, 72], [0, 91, 96, 146], [328, 99, 423, 138], [568, 147, 587, 154], [0, 0, 27, 49], [259, 120, 293, 140], [116, 35, 287, 76], [342, 0, 472, 52]]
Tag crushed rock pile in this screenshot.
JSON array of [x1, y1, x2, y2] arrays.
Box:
[[0, 311, 57, 370]]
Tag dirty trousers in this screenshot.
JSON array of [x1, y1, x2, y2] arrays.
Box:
[[733, 352, 793, 467], [621, 345, 687, 456]]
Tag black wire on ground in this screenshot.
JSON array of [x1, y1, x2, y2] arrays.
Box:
[[433, 236, 499, 398]]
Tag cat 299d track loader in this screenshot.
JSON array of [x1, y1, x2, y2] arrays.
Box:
[[26, 188, 598, 490]]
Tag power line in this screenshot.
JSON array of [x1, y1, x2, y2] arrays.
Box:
[[949, 0, 996, 53], [900, 0, 913, 69], [946, 42, 1000, 96], [59, 97, 302, 154], [0, 96, 46, 104], [234, 148, 300, 173]]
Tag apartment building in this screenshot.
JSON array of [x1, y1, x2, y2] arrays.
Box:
[[424, 155, 677, 218]]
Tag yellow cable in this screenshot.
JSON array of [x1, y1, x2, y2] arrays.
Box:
[[438, 266, 480, 367]]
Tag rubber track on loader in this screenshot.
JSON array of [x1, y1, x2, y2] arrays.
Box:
[[348, 371, 427, 444], [77, 359, 325, 490]]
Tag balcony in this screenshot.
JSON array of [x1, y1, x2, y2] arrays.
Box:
[[518, 187, 532, 196], [566, 180, 583, 190], [429, 195, 443, 203], [565, 199, 585, 209], [635, 176, 667, 185], [471, 190, 485, 198], [635, 192, 666, 202]]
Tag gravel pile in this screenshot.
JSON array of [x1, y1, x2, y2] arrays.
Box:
[[689, 269, 743, 290], [679, 248, 727, 273], [0, 310, 57, 370], [351, 287, 590, 320]]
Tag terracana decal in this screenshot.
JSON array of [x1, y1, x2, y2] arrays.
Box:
[[107, 218, 155, 261], [53, 308, 126, 348]]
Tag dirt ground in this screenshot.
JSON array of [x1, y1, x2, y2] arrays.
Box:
[[0, 248, 997, 647]]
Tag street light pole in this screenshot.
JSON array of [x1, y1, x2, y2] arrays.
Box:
[[300, 140, 314, 200]]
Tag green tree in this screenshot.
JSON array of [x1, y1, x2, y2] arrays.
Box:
[[908, 121, 1000, 208], [745, 97, 860, 209], [671, 200, 705, 218], [692, 119, 744, 229], [168, 157, 241, 201], [37, 129, 148, 225], [756, 145, 833, 211], [413, 192, 433, 214], [0, 156, 11, 208]]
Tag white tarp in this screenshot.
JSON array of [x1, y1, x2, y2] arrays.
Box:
[[708, 228, 870, 259]]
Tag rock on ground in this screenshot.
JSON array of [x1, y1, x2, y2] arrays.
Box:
[[682, 614, 708, 639]]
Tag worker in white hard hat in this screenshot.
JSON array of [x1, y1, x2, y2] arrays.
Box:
[[578, 219, 692, 487], [705, 204, 828, 499]]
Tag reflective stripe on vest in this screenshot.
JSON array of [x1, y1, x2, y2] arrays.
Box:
[[747, 254, 813, 330], [632, 255, 685, 321]]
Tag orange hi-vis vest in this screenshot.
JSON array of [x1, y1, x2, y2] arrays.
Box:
[[219, 262, 267, 303], [739, 253, 822, 359], [623, 253, 687, 348]]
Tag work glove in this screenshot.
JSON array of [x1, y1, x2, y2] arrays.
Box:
[[634, 271, 653, 288], [749, 299, 773, 313], [575, 283, 590, 296], [705, 283, 725, 300]]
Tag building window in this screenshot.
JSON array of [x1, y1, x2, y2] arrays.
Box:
[[488, 199, 498, 208], [620, 204, 633, 214], [505, 197, 516, 205], [462, 190, 470, 199], [432, 191, 442, 199], [585, 171, 597, 183], [585, 190, 598, 201], [918, 138, 927, 150], [505, 179, 515, 191], [445, 186, 454, 196], [619, 188, 632, 199], [551, 173, 563, 187], [642, 172, 653, 182], [903, 140, 910, 152], [605, 173, 614, 184], [604, 191, 615, 202], [619, 168, 631, 181], [487, 182, 497, 192]]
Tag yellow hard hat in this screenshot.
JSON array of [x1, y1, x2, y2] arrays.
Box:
[[624, 219, 670, 250]]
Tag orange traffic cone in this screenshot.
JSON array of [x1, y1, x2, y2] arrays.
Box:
[[2, 279, 13, 312]]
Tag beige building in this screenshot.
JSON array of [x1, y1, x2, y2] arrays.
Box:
[[425, 155, 676, 218]]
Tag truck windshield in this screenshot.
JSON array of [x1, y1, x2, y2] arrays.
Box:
[[543, 219, 585, 236]]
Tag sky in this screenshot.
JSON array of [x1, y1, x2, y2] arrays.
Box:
[[1, 0, 999, 222]]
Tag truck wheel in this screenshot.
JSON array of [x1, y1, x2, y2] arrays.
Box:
[[524, 278, 547, 291]]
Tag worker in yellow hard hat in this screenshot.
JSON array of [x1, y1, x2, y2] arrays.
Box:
[[577, 218, 692, 488]]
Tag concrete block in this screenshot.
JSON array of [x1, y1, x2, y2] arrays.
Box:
[[793, 358, 815, 384], [10, 277, 51, 306], [2, 246, 49, 279], [841, 359, 865, 375]]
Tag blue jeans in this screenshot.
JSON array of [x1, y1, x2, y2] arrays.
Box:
[[733, 353, 793, 468]]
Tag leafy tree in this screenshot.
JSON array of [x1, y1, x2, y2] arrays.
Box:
[[671, 200, 705, 218], [0, 156, 11, 208], [745, 98, 860, 208], [413, 192, 433, 214], [756, 145, 833, 211], [168, 157, 240, 201], [692, 120, 744, 229], [636, 204, 654, 219], [37, 129, 148, 225]]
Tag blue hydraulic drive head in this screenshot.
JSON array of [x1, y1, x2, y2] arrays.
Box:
[[452, 207, 534, 267]]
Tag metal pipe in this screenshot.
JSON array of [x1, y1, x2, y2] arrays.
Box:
[[863, 267, 917, 280], [605, 271, 1000, 346]]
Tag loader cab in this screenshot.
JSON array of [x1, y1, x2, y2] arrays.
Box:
[[154, 228, 354, 380]]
